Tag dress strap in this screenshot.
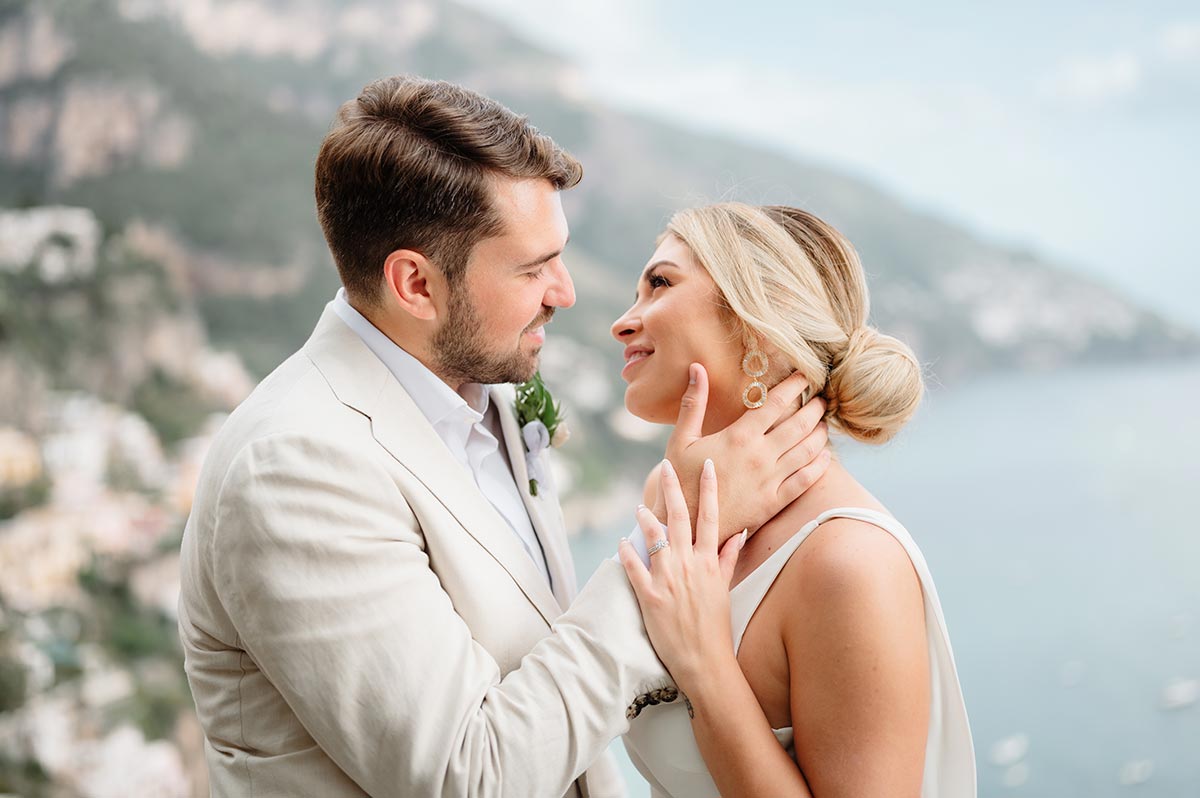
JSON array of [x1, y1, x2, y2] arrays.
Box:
[[729, 507, 899, 653]]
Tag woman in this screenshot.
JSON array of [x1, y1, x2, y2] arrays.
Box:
[[614, 203, 975, 797]]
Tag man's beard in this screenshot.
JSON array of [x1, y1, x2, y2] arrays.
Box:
[[431, 285, 553, 385]]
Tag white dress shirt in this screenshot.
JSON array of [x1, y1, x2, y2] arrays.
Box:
[[331, 289, 552, 585]]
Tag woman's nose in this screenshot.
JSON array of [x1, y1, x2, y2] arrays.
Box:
[[611, 309, 639, 342]]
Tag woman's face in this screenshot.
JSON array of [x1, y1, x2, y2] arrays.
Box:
[[610, 235, 747, 434]]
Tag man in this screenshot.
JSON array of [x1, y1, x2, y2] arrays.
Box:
[[178, 75, 829, 797]]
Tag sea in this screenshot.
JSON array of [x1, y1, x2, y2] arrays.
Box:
[[568, 359, 1200, 797]]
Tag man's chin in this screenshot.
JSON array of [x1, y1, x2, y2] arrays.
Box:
[[480, 349, 538, 385], [513, 354, 540, 384]]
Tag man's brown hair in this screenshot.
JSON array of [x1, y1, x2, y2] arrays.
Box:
[[314, 76, 583, 304]]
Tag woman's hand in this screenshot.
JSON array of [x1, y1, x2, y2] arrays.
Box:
[[619, 457, 746, 692]]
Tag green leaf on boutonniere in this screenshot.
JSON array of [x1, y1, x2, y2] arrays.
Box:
[[514, 371, 563, 439], [515, 372, 566, 498]]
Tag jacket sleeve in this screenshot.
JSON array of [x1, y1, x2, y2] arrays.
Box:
[[211, 431, 665, 797]]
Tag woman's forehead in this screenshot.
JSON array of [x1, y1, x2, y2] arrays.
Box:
[[646, 235, 697, 270]]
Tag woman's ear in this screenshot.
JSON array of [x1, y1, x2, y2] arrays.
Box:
[[382, 249, 442, 321], [739, 326, 770, 356]]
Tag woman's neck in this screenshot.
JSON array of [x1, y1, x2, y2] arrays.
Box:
[[729, 453, 885, 588]]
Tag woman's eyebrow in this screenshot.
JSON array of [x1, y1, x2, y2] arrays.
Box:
[[640, 259, 679, 282], [634, 260, 679, 301]]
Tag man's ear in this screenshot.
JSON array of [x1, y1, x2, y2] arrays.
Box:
[[382, 249, 441, 321]]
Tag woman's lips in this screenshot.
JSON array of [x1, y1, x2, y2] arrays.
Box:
[[621, 351, 652, 379]]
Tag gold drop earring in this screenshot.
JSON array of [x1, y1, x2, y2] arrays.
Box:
[[742, 349, 769, 409]]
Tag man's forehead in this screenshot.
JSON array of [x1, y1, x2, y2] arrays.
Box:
[[487, 174, 558, 213], [484, 177, 567, 250]]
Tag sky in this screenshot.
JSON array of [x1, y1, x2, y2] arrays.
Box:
[[458, 0, 1200, 327]]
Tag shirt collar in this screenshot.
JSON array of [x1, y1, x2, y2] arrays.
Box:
[[330, 288, 492, 430]]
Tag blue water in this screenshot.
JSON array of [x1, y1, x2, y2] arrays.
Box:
[[569, 359, 1200, 797]]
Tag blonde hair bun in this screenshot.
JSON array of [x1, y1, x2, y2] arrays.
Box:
[[825, 327, 924, 444]]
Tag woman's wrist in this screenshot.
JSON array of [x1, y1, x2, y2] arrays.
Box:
[[674, 649, 742, 701]]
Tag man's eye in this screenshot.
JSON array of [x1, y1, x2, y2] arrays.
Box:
[[527, 267, 545, 280]]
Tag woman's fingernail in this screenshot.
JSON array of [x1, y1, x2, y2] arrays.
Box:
[[661, 458, 675, 478], [689, 364, 698, 385], [702, 458, 714, 479], [738, 529, 748, 549], [636, 504, 647, 513]]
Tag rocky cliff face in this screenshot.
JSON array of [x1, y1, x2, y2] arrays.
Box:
[[0, 9, 192, 186], [0, 205, 254, 434]]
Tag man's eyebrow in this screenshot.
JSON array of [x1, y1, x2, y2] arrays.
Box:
[[514, 236, 570, 270]]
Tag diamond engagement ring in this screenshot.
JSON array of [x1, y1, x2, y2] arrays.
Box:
[[647, 539, 670, 557]]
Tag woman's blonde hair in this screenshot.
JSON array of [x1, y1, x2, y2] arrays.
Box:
[[664, 203, 923, 444]]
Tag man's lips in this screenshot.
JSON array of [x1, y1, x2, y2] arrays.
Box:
[[524, 313, 553, 343]]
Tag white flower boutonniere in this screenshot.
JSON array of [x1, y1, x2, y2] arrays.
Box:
[[515, 372, 569, 497]]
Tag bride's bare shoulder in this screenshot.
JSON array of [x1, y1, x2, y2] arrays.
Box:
[[777, 514, 924, 639]]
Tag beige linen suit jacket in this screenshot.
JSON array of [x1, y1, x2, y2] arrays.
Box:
[[178, 307, 669, 797]]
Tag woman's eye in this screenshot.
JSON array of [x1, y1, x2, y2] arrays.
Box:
[[648, 274, 669, 289]]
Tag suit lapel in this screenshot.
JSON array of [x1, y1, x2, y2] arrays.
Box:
[[303, 307, 562, 627], [490, 384, 577, 608]]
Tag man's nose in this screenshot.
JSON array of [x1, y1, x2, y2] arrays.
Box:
[[546, 258, 575, 309]]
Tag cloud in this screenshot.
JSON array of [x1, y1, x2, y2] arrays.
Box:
[[1036, 52, 1141, 105], [456, 0, 1008, 153], [596, 60, 1007, 165], [1162, 22, 1200, 61], [1034, 22, 1200, 115], [454, 0, 657, 63]]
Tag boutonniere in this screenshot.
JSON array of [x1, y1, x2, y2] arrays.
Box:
[[514, 372, 570, 496]]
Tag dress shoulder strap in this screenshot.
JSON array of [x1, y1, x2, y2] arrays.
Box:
[[729, 507, 902, 653]]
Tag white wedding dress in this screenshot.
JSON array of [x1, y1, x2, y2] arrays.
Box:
[[623, 507, 977, 797]]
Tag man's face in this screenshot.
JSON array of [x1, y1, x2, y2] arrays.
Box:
[[431, 177, 575, 385]]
